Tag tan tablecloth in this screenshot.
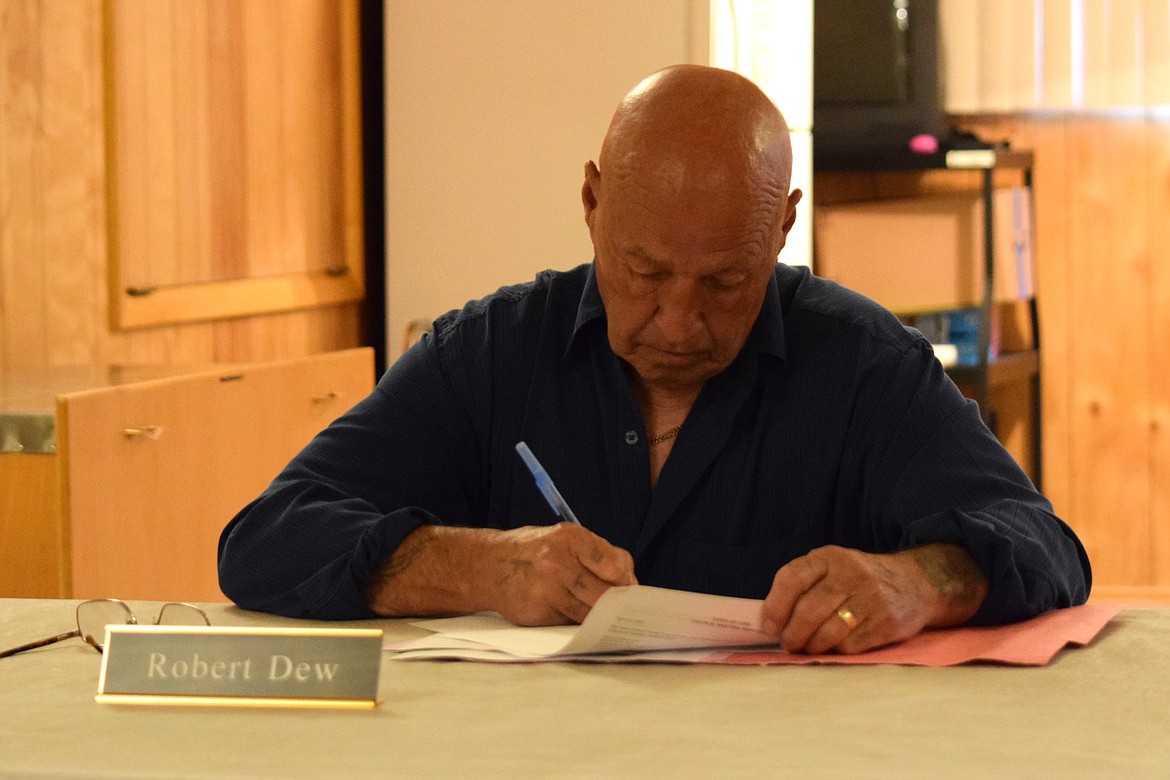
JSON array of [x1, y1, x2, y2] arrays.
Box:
[[1, 599, 1167, 779]]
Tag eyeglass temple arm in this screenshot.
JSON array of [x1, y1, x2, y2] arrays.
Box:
[[0, 629, 82, 659]]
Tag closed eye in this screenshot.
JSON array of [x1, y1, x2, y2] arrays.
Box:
[[624, 252, 668, 284], [706, 273, 748, 291]]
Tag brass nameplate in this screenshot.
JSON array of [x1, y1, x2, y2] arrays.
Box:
[[96, 625, 383, 708]]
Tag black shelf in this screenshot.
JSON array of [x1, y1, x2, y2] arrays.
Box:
[[958, 152, 1041, 485], [822, 147, 1041, 485], [946, 349, 1039, 388], [814, 144, 1033, 174]]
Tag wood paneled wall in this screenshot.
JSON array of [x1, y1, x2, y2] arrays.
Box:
[[953, 115, 1170, 601], [0, 0, 360, 379], [6, 2, 1166, 601]]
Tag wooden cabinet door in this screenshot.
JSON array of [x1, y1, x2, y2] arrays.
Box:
[[104, 0, 365, 329], [57, 348, 374, 601]]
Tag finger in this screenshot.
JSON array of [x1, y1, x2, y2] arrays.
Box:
[[557, 553, 637, 624], [556, 562, 638, 623], [778, 588, 845, 651], [535, 556, 621, 623], [834, 629, 875, 655], [551, 584, 593, 624], [572, 529, 637, 586], [802, 605, 860, 654], [509, 569, 596, 626], [509, 525, 636, 624], [834, 607, 910, 655], [496, 526, 600, 625], [761, 554, 829, 636]]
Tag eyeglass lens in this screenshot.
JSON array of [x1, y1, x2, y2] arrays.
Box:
[[154, 602, 209, 627], [76, 600, 135, 651], [76, 600, 210, 652]]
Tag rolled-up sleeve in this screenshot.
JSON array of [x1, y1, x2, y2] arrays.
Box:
[[845, 334, 1090, 624], [217, 333, 483, 619]]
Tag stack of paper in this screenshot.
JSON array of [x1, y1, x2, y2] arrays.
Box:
[[385, 585, 1120, 667]]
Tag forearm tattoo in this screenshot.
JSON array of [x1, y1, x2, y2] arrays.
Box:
[[364, 531, 435, 602], [911, 545, 987, 612]]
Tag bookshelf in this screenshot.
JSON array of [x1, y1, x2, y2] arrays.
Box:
[[813, 148, 1041, 485]]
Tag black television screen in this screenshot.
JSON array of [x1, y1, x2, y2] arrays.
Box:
[[813, 0, 948, 170]]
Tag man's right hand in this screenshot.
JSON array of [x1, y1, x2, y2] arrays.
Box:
[[363, 524, 637, 625]]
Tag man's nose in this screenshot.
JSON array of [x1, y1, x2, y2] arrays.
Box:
[[655, 280, 705, 346]]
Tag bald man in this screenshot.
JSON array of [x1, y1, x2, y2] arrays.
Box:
[[219, 66, 1089, 654]]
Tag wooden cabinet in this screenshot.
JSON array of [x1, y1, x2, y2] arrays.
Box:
[[0, 349, 374, 601], [0, 1, 365, 389], [103, 0, 366, 330]]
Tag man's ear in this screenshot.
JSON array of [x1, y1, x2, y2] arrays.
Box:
[[781, 188, 803, 235], [772, 187, 803, 255], [582, 161, 601, 229]]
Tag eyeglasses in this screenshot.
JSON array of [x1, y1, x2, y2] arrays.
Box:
[[0, 599, 210, 659]]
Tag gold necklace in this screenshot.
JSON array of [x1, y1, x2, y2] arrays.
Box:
[[648, 424, 683, 445]]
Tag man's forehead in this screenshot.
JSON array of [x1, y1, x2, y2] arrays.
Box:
[[603, 167, 765, 225], [605, 144, 750, 195], [603, 179, 776, 243]]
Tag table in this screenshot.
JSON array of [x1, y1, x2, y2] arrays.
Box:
[[1, 599, 1167, 778]]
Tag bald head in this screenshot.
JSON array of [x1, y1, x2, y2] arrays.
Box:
[[599, 65, 794, 203], [582, 65, 803, 398]]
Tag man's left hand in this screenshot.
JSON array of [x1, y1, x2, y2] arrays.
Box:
[[760, 543, 989, 654]]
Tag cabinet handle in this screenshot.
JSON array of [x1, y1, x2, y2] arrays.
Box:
[[312, 392, 340, 403], [123, 426, 162, 439]]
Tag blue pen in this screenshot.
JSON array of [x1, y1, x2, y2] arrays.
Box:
[[515, 441, 582, 525]]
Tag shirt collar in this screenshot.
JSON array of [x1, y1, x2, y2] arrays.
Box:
[[570, 262, 608, 348], [567, 261, 787, 364], [749, 268, 786, 362]]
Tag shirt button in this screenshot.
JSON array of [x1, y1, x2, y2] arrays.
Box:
[[624, 430, 639, 445]]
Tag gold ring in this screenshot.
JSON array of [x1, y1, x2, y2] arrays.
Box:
[[836, 606, 859, 630]]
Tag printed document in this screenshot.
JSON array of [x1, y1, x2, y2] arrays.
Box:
[[387, 585, 773, 661]]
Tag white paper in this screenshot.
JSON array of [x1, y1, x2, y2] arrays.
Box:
[[385, 585, 775, 661]]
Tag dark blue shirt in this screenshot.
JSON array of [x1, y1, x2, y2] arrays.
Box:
[[218, 263, 1090, 622]]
